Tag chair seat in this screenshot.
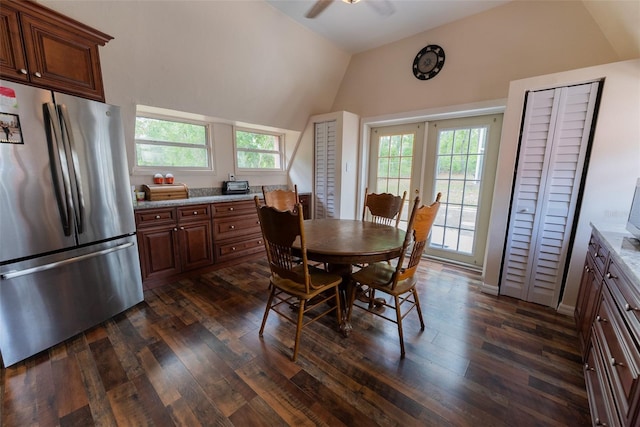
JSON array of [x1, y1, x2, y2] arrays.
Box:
[[351, 262, 417, 296], [272, 265, 342, 298]]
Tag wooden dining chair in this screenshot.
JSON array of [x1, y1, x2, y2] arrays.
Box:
[[262, 185, 299, 213], [362, 187, 407, 228], [347, 192, 441, 358], [254, 196, 342, 361]]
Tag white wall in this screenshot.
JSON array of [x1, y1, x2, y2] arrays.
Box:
[[484, 59, 640, 312], [331, 1, 620, 118], [40, 0, 351, 188]]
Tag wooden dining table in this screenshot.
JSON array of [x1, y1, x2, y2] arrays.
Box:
[[293, 218, 406, 334]]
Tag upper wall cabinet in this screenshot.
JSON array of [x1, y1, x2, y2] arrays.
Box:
[[0, 0, 112, 101]]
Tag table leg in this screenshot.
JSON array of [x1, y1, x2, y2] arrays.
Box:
[[326, 263, 353, 337]]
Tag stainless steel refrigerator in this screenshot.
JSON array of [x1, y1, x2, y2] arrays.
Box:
[[0, 80, 143, 367]]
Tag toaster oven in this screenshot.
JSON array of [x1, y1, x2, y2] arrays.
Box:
[[222, 180, 250, 195]]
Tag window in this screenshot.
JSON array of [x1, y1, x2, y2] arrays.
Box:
[[134, 115, 212, 170], [234, 128, 284, 171]]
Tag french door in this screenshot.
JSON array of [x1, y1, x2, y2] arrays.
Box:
[[368, 114, 502, 268], [368, 123, 424, 228]]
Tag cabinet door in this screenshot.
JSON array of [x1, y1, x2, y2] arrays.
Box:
[[575, 255, 602, 355], [179, 221, 214, 271], [137, 227, 180, 281], [0, 4, 28, 82], [19, 13, 105, 101]]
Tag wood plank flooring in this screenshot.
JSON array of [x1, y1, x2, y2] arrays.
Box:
[[0, 258, 591, 426]]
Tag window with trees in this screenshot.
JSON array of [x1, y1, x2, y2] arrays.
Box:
[[234, 128, 284, 171], [134, 115, 212, 171]]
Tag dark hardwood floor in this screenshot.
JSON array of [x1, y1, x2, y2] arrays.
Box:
[[0, 258, 591, 426]]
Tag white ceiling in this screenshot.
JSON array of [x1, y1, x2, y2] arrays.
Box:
[[265, 0, 510, 54]]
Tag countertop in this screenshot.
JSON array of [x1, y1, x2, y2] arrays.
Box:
[[591, 223, 640, 286], [133, 193, 262, 210]]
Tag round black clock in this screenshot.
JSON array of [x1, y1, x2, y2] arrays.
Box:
[[412, 45, 445, 81]]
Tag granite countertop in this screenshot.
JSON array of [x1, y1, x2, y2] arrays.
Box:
[[591, 223, 640, 286], [134, 192, 262, 210]]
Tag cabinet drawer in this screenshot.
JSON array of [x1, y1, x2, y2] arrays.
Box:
[[586, 337, 623, 427], [595, 287, 640, 420], [177, 204, 211, 223], [605, 260, 640, 345], [593, 240, 609, 277], [213, 215, 261, 240], [215, 234, 265, 262], [213, 200, 257, 217], [135, 208, 176, 228]]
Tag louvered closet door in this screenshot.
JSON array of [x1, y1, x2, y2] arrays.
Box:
[[500, 81, 600, 307], [314, 120, 337, 219]]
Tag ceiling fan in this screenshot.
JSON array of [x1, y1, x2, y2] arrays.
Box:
[[305, 0, 395, 19]]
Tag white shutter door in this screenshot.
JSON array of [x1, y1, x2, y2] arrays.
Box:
[[501, 81, 600, 307], [314, 120, 337, 219], [527, 82, 600, 305], [501, 88, 560, 300]]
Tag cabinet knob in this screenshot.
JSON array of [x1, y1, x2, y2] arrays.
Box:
[[173, 227, 178, 231], [229, 225, 235, 229], [34, 71, 42, 78], [193, 211, 198, 215], [229, 207, 234, 211], [595, 418, 607, 426], [584, 363, 595, 371], [19, 68, 28, 75], [180, 226, 185, 230], [610, 357, 624, 367], [584, 265, 591, 272], [625, 303, 639, 312], [257, 240, 262, 244], [594, 253, 600, 258], [231, 247, 236, 251], [155, 215, 161, 219], [595, 315, 607, 323], [606, 272, 618, 280]]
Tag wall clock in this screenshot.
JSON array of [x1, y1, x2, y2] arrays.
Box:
[[412, 45, 445, 81]]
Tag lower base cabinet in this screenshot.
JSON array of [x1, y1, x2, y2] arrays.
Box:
[[575, 228, 640, 427], [212, 199, 264, 263], [135, 204, 213, 287], [135, 198, 269, 288]]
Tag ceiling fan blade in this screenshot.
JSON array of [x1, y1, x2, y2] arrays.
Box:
[[367, 0, 395, 17], [305, 0, 334, 19]]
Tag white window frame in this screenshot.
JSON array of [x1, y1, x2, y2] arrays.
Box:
[[233, 126, 286, 174], [133, 111, 214, 174]]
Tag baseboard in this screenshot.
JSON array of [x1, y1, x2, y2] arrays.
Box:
[[481, 282, 499, 296], [556, 303, 575, 317]]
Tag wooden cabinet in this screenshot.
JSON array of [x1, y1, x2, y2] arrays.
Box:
[[299, 192, 312, 219], [0, 0, 111, 101], [212, 199, 264, 264], [577, 228, 640, 426], [135, 205, 213, 287], [576, 233, 608, 356]]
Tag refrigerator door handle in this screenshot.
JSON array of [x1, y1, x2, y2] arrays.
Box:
[[58, 104, 86, 234], [44, 102, 73, 236], [0, 242, 135, 280]]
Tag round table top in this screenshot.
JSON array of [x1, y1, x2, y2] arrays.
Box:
[[297, 219, 406, 265]]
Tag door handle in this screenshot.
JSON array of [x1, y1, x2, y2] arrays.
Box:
[[58, 104, 86, 234]]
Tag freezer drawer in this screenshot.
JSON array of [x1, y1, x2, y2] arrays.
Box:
[[0, 236, 143, 367]]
